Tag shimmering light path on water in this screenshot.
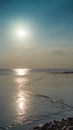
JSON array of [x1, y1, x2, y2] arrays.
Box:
[[0, 69, 73, 130], [14, 75, 30, 124]]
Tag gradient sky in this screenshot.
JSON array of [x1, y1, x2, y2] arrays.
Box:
[[0, 0, 73, 68]]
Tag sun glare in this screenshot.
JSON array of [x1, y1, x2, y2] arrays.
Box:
[[16, 28, 28, 39], [14, 69, 29, 76], [17, 29, 24, 37]]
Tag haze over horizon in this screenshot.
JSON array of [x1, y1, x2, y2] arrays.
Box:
[[0, 0, 73, 68]]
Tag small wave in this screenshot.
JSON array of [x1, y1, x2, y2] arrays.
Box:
[[24, 89, 73, 111]]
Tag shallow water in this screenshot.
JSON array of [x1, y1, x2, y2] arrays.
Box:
[[0, 69, 73, 130]]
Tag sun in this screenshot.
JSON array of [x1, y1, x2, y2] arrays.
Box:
[[17, 29, 24, 38], [16, 28, 28, 39]]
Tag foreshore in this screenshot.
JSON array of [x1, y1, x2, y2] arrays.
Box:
[[31, 117, 73, 130]]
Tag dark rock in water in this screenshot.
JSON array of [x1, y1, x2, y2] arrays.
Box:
[[67, 118, 73, 121], [48, 127, 55, 130], [62, 118, 65, 122], [53, 120, 57, 124], [33, 124, 46, 130], [32, 117, 73, 130], [33, 126, 39, 129], [44, 123, 49, 127], [50, 122, 52, 125], [33, 125, 42, 130], [61, 125, 67, 130], [66, 126, 73, 130]]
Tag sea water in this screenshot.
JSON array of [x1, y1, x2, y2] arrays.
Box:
[[0, 69, 73, 130]]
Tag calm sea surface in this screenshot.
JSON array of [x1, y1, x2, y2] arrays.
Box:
[[0, 69, 73, 130]]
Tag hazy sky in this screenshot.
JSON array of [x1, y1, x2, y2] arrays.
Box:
[[0, 0, 73, 68]]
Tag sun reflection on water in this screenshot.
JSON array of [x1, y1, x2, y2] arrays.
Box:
[[14, 70, 30, 124], [17, 90, 26, 111], [19, 94, 24, 109], [14, 68, 29, 76]]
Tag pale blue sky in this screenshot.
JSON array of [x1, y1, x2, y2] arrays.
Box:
[[0, 0, 73, 68]]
